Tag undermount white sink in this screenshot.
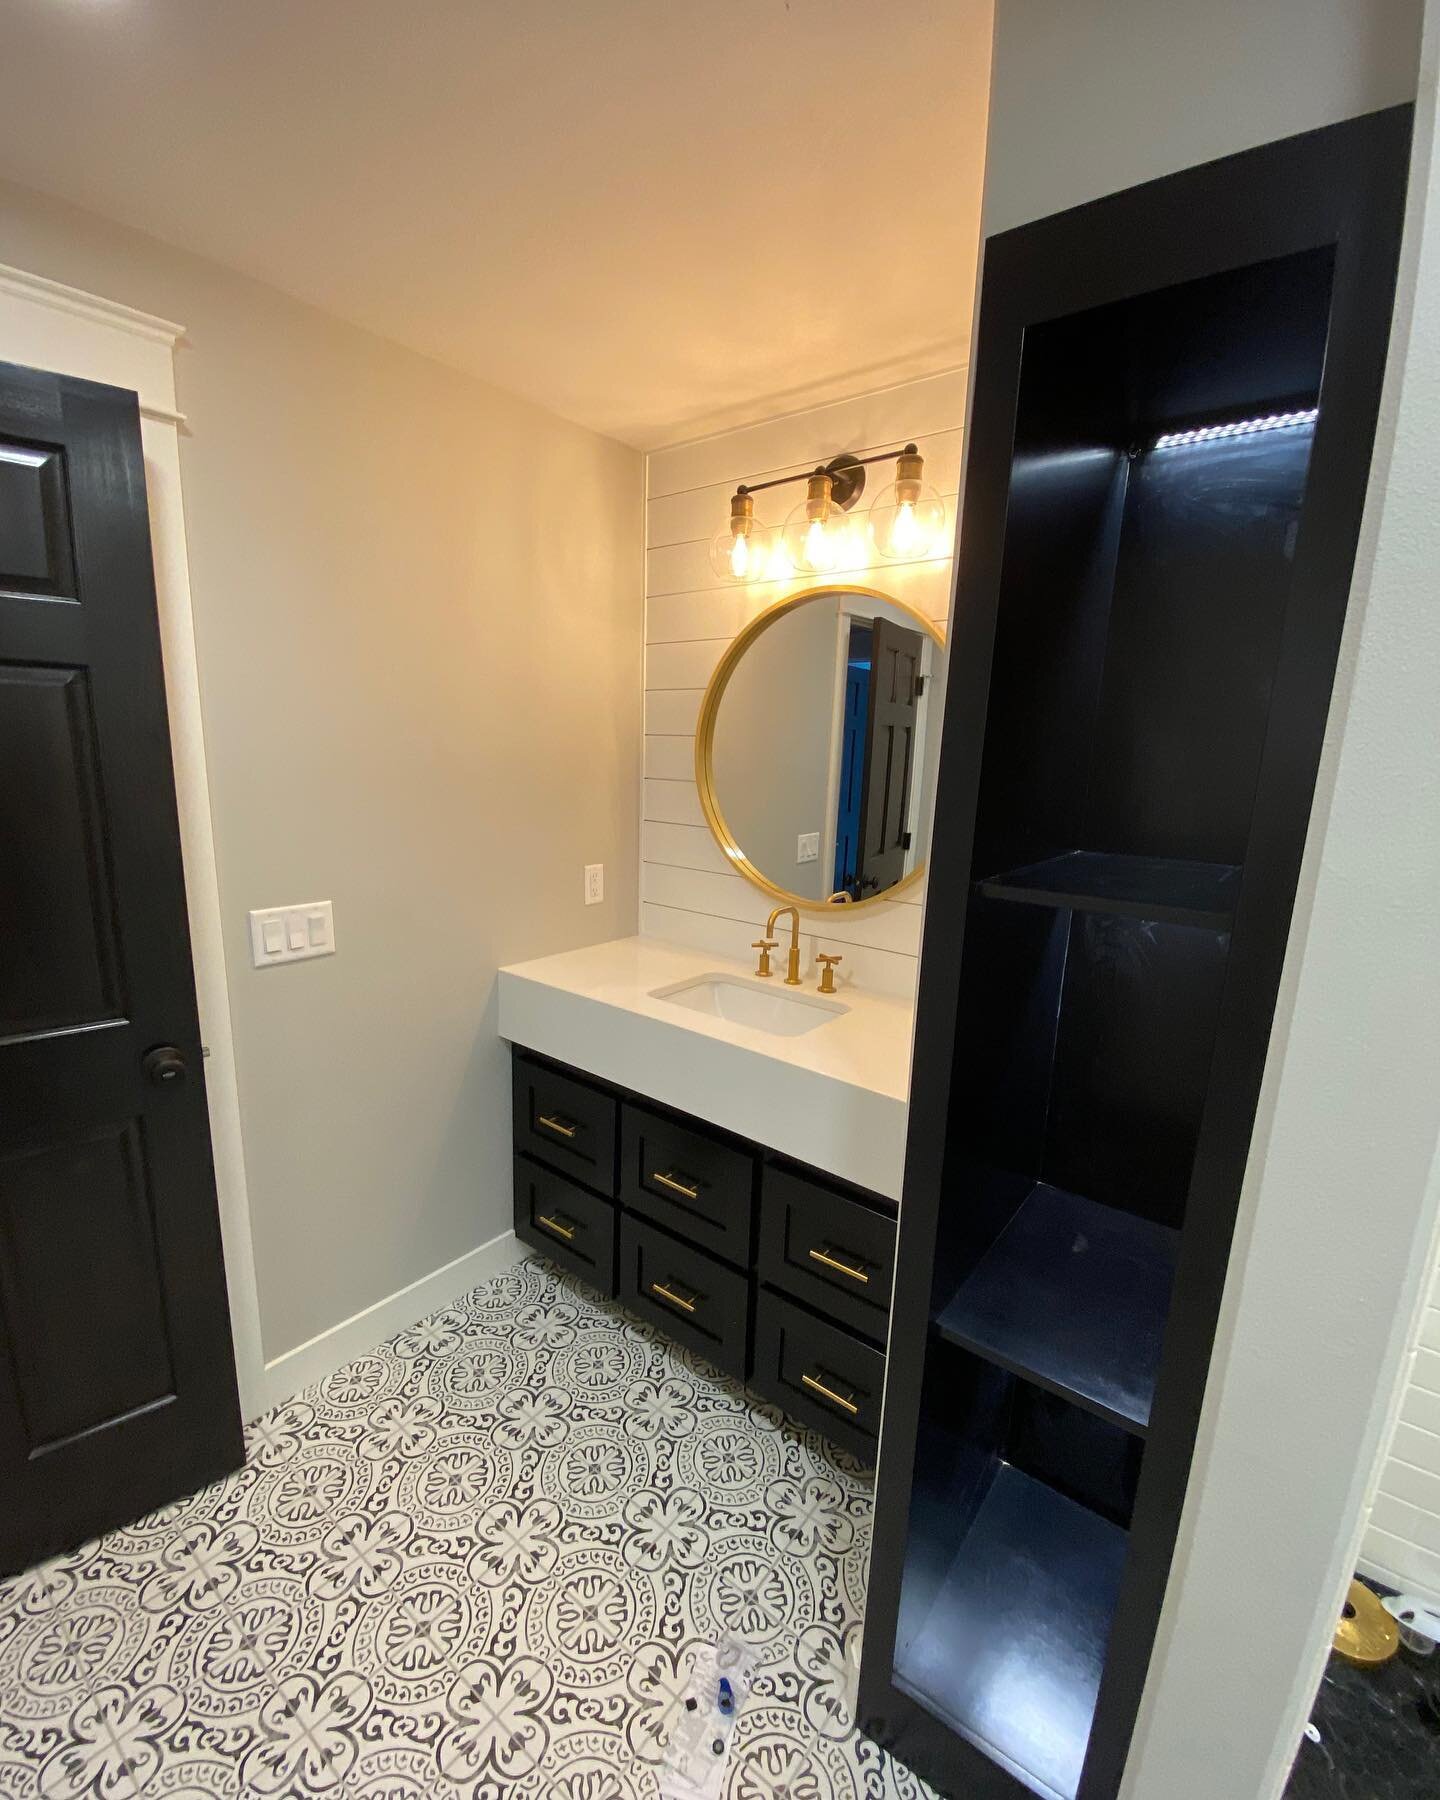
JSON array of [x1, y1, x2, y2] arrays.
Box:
[[650, 972, 848, 1037]]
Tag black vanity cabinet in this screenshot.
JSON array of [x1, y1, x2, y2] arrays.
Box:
[[859, 110, 1411, 1800], [510, 1046, 896, 1460]]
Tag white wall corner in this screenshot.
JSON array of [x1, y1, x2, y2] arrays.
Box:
[[254, 1230, 530, 1418]]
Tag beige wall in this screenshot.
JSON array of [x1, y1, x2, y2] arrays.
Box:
[[0, 180, 643, 1367]]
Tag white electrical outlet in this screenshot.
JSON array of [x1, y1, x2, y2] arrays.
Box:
[[249, 900, 335, 967], [584, 863, 604, 905], [797, 831, 820, 864]]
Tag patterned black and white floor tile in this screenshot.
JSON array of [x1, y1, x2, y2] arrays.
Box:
[[0, 1256, 937, 1799]]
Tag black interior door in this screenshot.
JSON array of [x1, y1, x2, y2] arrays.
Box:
[[854, 616, 925, 896], [0, 359, 243, 1575]]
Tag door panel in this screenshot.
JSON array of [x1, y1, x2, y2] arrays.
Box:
[[1, 665, 121, 1037], [0, 1123, 174, 1449], [0, 440, 75, 598], [0, 358, 242, 1573]]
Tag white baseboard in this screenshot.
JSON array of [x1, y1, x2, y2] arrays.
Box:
[[252, 1228, 528, 1419], [1356, 1552, 1440, 1607]]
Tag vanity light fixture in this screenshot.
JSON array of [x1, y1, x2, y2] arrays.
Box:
[[713, 445, 948, 583]]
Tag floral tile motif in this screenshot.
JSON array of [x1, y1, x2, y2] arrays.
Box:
[[0, 1255, 935, 1799]]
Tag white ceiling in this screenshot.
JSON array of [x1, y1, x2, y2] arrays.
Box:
[[0, 0, 991, 448]]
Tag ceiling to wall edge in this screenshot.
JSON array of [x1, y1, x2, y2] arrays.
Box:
[[643, 361, 973, 507], [638, 352, 976, 456], [0, 174, 973, 457]]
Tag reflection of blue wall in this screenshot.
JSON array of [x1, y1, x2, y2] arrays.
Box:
[[833, 623, 872, 897]]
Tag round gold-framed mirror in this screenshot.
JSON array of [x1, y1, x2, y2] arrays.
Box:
[[694, 584, 946, 914]]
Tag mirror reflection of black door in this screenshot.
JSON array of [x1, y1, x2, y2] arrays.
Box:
[[853, 616, 925, 897], [0, 360, 243, 1575], [831, 624, 872, 898]]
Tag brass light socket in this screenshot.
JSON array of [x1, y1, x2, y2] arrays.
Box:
[[804, 471, 835, 521], [729, 490, 755, 535], [894, 447, 924, 506]]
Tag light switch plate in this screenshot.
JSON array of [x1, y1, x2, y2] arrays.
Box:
[[797, 831, 820, 864], [249, 900, 336, 967], [584, 864, 604, 905]]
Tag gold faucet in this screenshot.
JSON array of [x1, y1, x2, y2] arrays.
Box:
[[766, 904, 803, 986]]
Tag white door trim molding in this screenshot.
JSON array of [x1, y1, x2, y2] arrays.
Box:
[[0, 261, 184, 344], [0, 260, 267, 1419]]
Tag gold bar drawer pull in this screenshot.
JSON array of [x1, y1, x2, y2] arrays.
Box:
[[808, 1244, 870, 1285], [650, 1280, 699, 1315], [802, 1370, 860, 1417], [536, 1212, 577, 1242], [536, 1113, 578, 1140], [652, 1169, 700, 1201]]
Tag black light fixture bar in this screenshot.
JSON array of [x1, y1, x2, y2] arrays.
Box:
[[735, 443, 920, 510]]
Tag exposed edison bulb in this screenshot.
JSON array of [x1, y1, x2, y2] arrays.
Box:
[[869, 446, 949, 562], [709, 491, 775, 582], [782, 471, 855, 575], [891, 500, 921, 555]]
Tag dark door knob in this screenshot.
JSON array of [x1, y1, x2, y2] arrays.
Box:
[[143, 1045, 187, 1087]]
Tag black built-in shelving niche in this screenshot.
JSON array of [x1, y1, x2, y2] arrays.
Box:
[[935, 1182, 1177, 1436], [859, 109, 1412, 1800], [976, 851, 1239, 932]]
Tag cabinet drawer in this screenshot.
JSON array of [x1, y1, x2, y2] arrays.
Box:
[[759, 1165, 896, 1341], [621, 1103, 756, 1267], [513, 1053, 617, 1195], [619, 1213, 750, 1380], [514, 1154, 618, 1295], [751, 1287, 885, 1462]]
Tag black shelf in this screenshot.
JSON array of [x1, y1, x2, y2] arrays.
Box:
[[935, 1184, 1178, 1435], [976, 851, 1240, 929], [897, 1463, 1128, 1800]]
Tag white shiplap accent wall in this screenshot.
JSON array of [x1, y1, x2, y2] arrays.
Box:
[[641, 371, 967, 998], [1361, 1246, 1440, 1601]]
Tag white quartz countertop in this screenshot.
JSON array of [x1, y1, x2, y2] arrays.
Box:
[[497, 935, 915, 1200]]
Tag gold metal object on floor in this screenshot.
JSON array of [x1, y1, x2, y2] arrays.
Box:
[[1333, 1579, 1400, 1666]]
